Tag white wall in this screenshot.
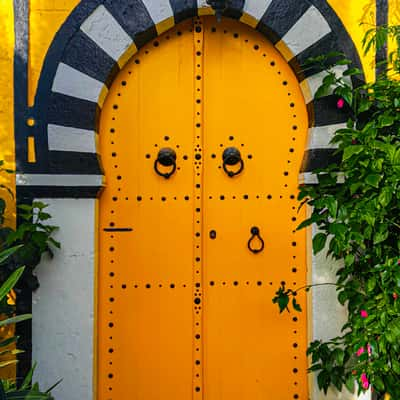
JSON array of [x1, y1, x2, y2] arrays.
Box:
[[32, 199, 96, 400]]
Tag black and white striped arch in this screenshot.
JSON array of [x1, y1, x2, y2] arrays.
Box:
[[17, 0, 363, 197]]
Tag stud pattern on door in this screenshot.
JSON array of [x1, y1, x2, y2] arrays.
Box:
[[98, 16, 308, 400]]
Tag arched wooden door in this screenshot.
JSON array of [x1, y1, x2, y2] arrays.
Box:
[[98, 16, 308, 400]]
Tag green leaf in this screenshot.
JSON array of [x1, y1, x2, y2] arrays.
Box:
[[373, 376, 385, 392], [313, 233, 327, 255], [0, 267, 25, 303], [0, 245, 23, 264], [365, 174, 382, 188], [21, 362, 37, 390], [343, 67, 362, 76], [343, 145, 363, 161], [385, 317, 400, 343], [277, 294, 289, 314], [326, 197, 338, 217], [374, 226, 388, 245], [358, 98, 372, 113], [333, 348, 344, 364], [292, 298, 302, 312], [0, 360, 18, 369], [0, 336, 18, 349], [378, 114, 395, 127], [378, 187, 393, 207], [366, 277, 376, 292], [345, 376, 355, 393], [0, 314, 32, 328]]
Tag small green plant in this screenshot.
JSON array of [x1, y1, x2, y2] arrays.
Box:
[[0, 163, 60, 397], [1, 202, 60, 292], [273, 25, 400, 398]]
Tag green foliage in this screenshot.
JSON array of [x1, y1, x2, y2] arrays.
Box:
[[273, 25, 400, 397], [0, 363, 59, 399], [0, 202, 60, 294], [0, 166, 59, 397]]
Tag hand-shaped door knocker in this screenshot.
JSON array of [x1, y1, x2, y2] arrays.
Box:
[[154, 147, 177, 179], [222, 147, 244, 177], [247, 226, 265, 254]]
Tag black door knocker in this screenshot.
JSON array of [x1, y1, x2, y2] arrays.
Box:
[[222, 147, 244, 177], [154, 147, 177, 179], [247, 226, 265, 254]]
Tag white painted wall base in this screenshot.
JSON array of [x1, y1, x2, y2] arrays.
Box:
[[32, 199, 96, 400], [310, 225, 371, 400]]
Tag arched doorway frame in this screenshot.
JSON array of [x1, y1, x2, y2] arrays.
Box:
[[17, 0, 363, 196]]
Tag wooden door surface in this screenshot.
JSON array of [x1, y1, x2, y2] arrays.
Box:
[[98, 16, 308, 400]]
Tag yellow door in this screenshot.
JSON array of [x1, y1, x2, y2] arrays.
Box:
[[98, 16, 308, 400]]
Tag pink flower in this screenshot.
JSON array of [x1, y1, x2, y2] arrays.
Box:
[[366, 343, 372, 356], [356, 347, 365, 356], [393, 293, 398, 300], [361, 373, 369, 389], [397, 259, 400, 265], [351, 139, 358, 145], [337, 98, 345, 109], [360, 310, 368, 318]]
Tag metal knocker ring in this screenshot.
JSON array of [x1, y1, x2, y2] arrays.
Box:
[[247, 226, 265, 254], [222, 147, 244, 177], [154, 147, 177, 179]]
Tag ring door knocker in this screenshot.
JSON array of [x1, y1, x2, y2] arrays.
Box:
[[247, 226, 265, 254], [154, 147, 177, 179], [222, 147, 244, 177]]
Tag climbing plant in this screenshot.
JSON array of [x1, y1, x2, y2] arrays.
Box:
[[273, 25, 400, 398]]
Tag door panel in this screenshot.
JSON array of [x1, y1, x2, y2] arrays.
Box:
[[98, 16, 308, 400], [98, 19, 195, 399], [202, 18, 308, 400]]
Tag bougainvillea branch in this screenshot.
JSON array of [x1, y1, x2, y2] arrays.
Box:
[[273, 25, 400, 398]]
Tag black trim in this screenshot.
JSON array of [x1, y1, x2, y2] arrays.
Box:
[[103, 0, 158, 48], [47, 93, 99, 131], [13, 0, 29, 173], [62, 30, 120, 88], [33, 0, 103, 169], [17, 186, 102, 199], [257, 0, 310, 44], [103, 228, 133, 232], [312, 95, 350, 126], [376, 0, 388, 78], [223, 0, 245, 20], [49, 151, 102, 174], [301, 148, 341, 172], [169, 0, 197, 24], [290, 32, 341, 80], [309, 0, 364, 77]]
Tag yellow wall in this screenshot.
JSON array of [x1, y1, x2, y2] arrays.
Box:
[[328, 0, 377, 82], [29, 0, 80, 106], [0, 0, 16, 230]]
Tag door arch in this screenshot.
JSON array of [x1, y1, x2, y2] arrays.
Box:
[[98, 16, 308, 399]]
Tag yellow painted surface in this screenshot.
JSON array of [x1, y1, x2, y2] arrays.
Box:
[[28, 0, 80, 106], [388, 0, 400, 78], [0, 0, 17, 381], [98, 16, 307, 399], [328, 0, 376, 82], [0, 0, 16, 229]]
